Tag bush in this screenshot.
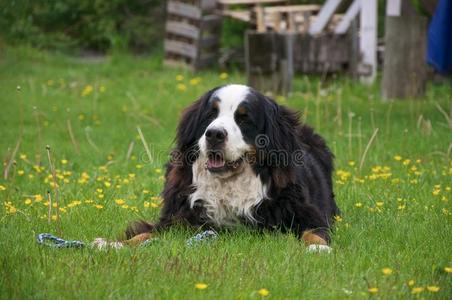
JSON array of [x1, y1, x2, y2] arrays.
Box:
[[0, 0, 165, 53]]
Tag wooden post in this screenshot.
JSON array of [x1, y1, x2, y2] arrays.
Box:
[[381, 0, 428, 99], [359, 0, 378, 84]]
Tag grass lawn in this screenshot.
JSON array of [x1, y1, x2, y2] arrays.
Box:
[[1, 47, 451, 299]]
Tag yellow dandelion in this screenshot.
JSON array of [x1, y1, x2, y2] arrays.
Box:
[[195, 283, 208, 290], [143, 189, 150, 194], [426, 286, 440, 292], [348, 160, 355, 167], [402, 159, 411, 165], [368, 287, 378, 294], [155, 168, 162, 174], [115, 199, 125, 205], [122, 204, 129, 209], [444, 267, 452, 273], [381, 268, 393, 275], [17, 170, 24, 176], [128, 173, 135, 178], [219, 72, 228, 80], [355, 202, 363, 208], [34, 194, 43, 202], [135, 164, 143, 169], [104, 181, 111, 188], [94, 204, 104, 209], [176, 74, 184, 81], [78, 114, 85, 121], [61, 159, 68, 165], [411, 287, 424, 294], [408, 280, 415, 286], [258, 288, 270, 297], [376, 201, 384, 207], [334, 215, 343, 222], [0, 185, 6, 191], [24, 199, 32, 205], [393, 155, 402, 161], [20, 153, 27, 160], [144, 201, 150, 208], [177, 83, 187, 91], [81, 85, 94, 97], [99, 85, 106, 93], [150, 203, 159, 208]]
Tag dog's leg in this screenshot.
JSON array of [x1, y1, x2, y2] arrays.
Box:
[[301, 230, 332, 253]]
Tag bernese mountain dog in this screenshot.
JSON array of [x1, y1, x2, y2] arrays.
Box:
[[126, 84, 339, 251]]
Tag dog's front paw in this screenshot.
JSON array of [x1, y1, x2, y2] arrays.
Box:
[[306, 244, 332, 253]]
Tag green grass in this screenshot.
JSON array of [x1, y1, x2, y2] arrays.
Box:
[[1, 46, 451, 299]]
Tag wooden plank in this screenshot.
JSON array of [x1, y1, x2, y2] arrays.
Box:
[[256, 5, 266, 32], [334, 0, 360, 34], [167, 1, 202, 20], [386, 0, 402, 16], [309, 0, 342, 35], [219, 0, 285, 4], [221, 10, 251, 22], [200, 0, 218, 10], [359, 0, 377, 84], [263, 5, 320, 13], [166, 21, 200, 40], [201, 15, 223, 28], [164, 40, 198, 59]]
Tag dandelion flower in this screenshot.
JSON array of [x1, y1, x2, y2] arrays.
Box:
[[176, 74, 184, 81], [18, 170, 24, 176], [81, 85, 94, 97], [115, 199, 125, 205], [177, 83, 187, 91], [393, 155, 402, 161], [34, 194, 43, 202], [195, 283, 208, 290], [407, 280, 415, 286], [426, 286, 440, 292], [94, 204, 104, 209], [348, 160, 356, 167], [411, 287, 424, 294], [381, 268, 393, 275], [368, 287, 378, 294], [61, 159, 68, 165], [258, 288, 270, 297], [24, 199, 32, 205], [219, 72, 228, 80], [334, 215, 343, 222], [445, 267, 452, 273], [355, 202, 363, 208], [0, 185, 6, 191]]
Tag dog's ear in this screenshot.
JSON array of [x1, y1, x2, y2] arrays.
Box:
[[260, 97, 301, 189], [176, 87, 219, 151]]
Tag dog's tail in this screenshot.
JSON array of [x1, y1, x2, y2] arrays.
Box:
[[125, 220, 155, 240]]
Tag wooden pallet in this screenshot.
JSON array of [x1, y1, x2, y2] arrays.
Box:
[[164, 0, 222, 71]]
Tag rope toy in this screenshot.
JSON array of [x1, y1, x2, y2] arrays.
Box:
[[36, 230, 218, 249], [36, 233, 85, 248], [186, 230, 218, 246]]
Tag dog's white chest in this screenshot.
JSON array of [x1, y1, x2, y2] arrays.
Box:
[[189, 160, 266, 225]]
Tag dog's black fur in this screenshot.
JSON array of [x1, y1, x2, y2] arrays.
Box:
[[126, 86, 339, 242]]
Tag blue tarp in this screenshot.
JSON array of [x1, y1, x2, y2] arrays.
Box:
[[427, 0, 452, 74]]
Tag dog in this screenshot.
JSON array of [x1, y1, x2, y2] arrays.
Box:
[[126, 84, 339, 251]]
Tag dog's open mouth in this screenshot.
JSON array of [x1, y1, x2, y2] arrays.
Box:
[[206, 152, 244, 173]]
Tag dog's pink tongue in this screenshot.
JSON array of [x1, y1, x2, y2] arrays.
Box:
[[207, 158, 225, 169]]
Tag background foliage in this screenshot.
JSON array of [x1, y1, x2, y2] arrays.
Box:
[[0, 0, 390, 54], [0, 0, 166, 53]]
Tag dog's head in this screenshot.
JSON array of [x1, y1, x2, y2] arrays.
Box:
[[176, 84, 300, 182]]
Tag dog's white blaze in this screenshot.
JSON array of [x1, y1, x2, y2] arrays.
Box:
[[189, 156, 267, 225], [198, 84, 251, 161]]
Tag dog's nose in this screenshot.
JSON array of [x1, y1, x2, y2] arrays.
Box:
[[205, 128, 227, 146]]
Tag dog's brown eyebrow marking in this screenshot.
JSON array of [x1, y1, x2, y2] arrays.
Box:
[[237, 105, 247, 115], [212, 98, 220, 109]]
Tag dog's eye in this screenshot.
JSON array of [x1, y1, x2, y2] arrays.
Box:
[[236, 112, 250, 125]]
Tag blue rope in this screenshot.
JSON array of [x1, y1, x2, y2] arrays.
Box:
[[37, 230, 218, 249], [36, 233, 85, 248], [186, 230, 218, 246]]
